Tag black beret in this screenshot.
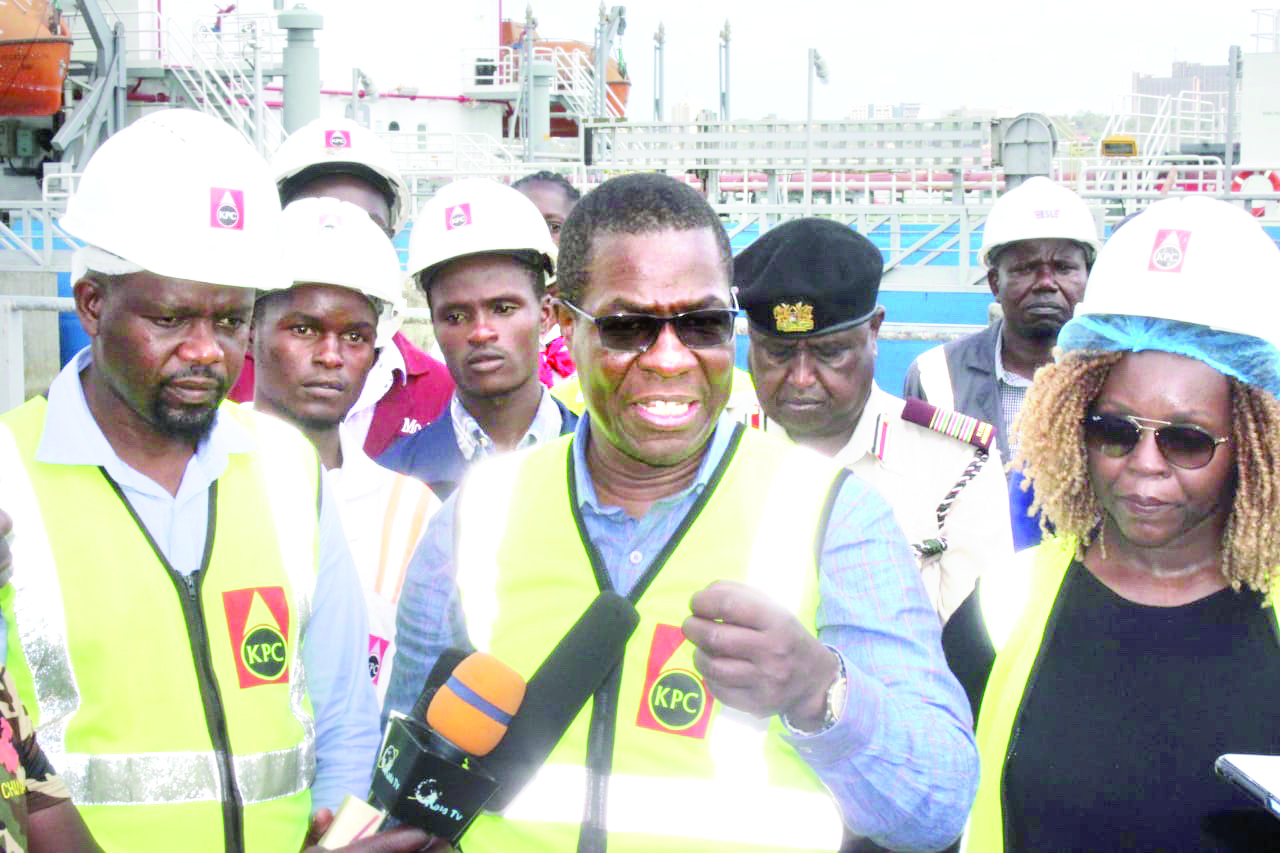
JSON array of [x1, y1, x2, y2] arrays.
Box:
[[735, 218, 883, 337]]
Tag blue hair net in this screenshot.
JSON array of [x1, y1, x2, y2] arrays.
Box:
[[1058, 314, 1280, 398]]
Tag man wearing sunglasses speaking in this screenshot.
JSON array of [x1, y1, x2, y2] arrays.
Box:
[[736, 218, 1014, 624], [376, 179, 579, 500], [386, 173, 978, 852]]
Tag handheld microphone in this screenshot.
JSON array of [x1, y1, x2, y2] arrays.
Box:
[[410, 646, 471, 723], [476, 590, 640, 810], [320, 590, 640, 846], [319, 651, 525, 848]]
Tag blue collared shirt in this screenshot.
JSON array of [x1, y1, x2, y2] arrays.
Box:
[[387, 413, 978, 852], [30, 349, 380, 812], [448, 388, 566, 462]]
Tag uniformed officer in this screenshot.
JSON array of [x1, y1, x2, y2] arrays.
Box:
[[737, 218, 1014, 620]]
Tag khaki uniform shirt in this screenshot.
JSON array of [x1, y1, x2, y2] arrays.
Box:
[[830, 384, 1013, 621]]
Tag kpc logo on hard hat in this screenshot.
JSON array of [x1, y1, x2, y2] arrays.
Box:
[[1148, 229, 1191, 273], [325, 129, 351, 150], [445, 203, 473, 230], [211, 188, 245, 230]]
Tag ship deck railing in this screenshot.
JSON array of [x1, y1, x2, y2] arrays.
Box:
[[580, 118, 987, 172], [63, 7, 285, 72]]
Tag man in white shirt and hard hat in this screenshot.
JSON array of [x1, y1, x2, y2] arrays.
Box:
[[230, 117, 456, 458], [251, 196, 441, 706], [0, 109, 379, 852]]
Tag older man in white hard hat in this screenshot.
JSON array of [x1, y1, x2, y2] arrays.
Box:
[[229, 117, 457, 458], [903, 176, 1101, 467], [0, 110, 380, 852], [251, 196, 440, 706]]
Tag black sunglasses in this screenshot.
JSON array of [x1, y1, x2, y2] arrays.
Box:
[[560, 300, 737, 352], [1083, 412, 1229, 470]]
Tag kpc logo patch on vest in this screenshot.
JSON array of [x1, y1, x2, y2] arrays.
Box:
[[223, 587, 291, 688], [635, 623, 714, 738]]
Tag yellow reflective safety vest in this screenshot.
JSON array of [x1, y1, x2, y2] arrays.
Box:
[[0, 398, 320, 853], [966, 537, 1280, 852], [453, 426, 847, 852]]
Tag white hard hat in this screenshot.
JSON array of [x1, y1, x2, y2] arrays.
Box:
[[980, 176, 1101, 267], [1069, 196, 1280, 348], [277, 197, 406, 347], [60, 109, 285, 291], [271, 117, 411, 234], [406, 178, 556, 288]]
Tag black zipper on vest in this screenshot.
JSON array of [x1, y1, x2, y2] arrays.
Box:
[[565, 424, 746, 853], [102, 471, 244, 853]]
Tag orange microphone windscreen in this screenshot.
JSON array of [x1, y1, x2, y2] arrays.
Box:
[[425, 652, 526, 757]]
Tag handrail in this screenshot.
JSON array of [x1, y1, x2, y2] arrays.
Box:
[[0, 296, 74, 414], [461, 44, 624, 120], [1099, 90, 1230, 160], [162, 16, 283, 154], [0, 203, 79, 271]]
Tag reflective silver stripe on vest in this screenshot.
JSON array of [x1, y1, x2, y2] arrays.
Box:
[[56, 744, 310, 806], [0, 424, 83, 785], [502, 763, 843, 849], [249, 409, 319, 789], [977, 545, 1039, 653], [709, 442, 838, 802], [0, 415, 318, 806], [454, 452, 525, 654], [916, 346, 955, 411]]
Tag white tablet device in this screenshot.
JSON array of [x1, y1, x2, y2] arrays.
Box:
[[1215, 753, 1280, 818]]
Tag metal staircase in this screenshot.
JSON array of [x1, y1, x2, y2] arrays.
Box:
[[1098, 90, 1229, 193], [162, 14, 284, 155], [499, 44, 625, 143]]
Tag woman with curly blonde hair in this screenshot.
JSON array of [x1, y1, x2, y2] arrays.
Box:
[[943, 196, 1280, 853]]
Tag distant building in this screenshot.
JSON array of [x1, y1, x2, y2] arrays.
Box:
[[1127, 61, 1232, 149], [849, 102, 922, 120], [1132, 61, 1231, 101]]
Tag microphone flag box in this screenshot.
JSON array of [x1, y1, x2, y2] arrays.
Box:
[[371, 717, 500, 843]]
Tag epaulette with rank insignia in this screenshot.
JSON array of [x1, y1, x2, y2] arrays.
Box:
[[901, 397, 995, 452]]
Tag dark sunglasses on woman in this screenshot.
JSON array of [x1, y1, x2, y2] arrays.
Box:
[[1083, 411, 1229, 470]]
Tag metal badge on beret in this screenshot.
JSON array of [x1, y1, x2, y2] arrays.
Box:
[[735, 218, 884, 337], [772, 302, 815, 333]]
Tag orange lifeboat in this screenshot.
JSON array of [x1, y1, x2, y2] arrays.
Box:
[[0, 0, 73, 117]]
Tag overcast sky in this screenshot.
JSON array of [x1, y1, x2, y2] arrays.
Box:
[[513, 0, 1277, 121]]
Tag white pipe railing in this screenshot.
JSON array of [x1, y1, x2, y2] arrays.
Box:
[[0, 296, 72, 414]]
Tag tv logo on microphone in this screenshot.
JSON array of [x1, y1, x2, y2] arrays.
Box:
[[377, 744, 401, 791], [412, 780, 465, 823]]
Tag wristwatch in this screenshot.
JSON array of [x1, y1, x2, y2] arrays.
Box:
[[782, 646, 848, 736]]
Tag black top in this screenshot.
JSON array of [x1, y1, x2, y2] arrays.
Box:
[[944, 559, 1280, 852]]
